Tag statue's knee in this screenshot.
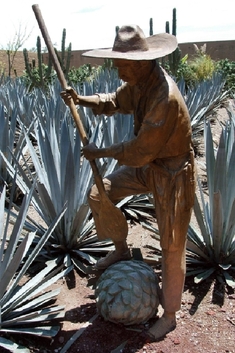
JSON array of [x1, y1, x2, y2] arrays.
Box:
[[88, 184, 100, 203], [88, 178, 111, 203]]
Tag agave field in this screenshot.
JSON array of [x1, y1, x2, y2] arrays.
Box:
[[0, 67, 235, 352]]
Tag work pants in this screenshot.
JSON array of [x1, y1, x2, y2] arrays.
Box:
[[88, 152, 196, 313]]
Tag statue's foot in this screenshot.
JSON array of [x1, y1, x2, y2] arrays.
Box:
[[146, 315, 176, 341], [95, 249, 131, 270]]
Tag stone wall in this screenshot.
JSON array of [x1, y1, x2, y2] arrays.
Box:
[[1, 39, 235, 77]]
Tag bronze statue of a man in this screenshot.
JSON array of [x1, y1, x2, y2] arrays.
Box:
[[61, 25, 196, 341]]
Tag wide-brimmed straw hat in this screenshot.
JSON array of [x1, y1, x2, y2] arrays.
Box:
[[83, 24, 177, 60]]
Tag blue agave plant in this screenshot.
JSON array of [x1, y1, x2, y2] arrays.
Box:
[[187, 117, 235, 287]]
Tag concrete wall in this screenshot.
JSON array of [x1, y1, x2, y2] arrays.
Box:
[[0, 50, 38, 77], [179, 40, 235, 61], [1, 39, 235, 77], [43, 50, 105, 69], [46, 40, 235, 68]]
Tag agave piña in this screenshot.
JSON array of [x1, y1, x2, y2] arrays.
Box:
[[95, 260, 160, 325]]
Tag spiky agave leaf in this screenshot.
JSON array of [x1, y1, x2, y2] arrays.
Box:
[[178, 73, 228, 145], [0, 101, 27, 193], [0, 336, 30, 353], [0, 183, 72, 352], [0, 77, 37, 132], [187, 117, 235, 287], [117, 194, 155, 222]]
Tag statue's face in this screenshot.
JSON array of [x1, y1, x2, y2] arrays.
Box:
[[113, 59, 150, 86]]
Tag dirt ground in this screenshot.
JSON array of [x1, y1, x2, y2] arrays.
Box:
[[3, 101, 235, 353], [16, 222, 235, 353]]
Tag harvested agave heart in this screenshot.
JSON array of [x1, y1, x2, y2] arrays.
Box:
[[95, 260, 160, 325]]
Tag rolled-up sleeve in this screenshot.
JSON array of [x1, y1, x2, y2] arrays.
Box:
[[92, 93, 118, 116], [92, 83, 134, 116]]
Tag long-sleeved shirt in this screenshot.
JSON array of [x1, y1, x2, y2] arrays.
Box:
[[92, 64, 193, 169]]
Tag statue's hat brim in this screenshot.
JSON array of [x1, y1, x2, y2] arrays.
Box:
[[83, 26, 177, 60]]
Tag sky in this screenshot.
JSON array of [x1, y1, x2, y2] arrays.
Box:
[[1, 0, 235, 51]]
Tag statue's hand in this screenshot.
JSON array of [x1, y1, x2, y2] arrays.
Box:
[[82, 142, 98, 161], [60, 87, 80, 106]]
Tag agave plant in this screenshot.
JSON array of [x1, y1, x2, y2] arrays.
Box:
[[117, 194, 155, 223], [178, 72, 228, 146], [3, 70, 137, 274], [0, 77, 37, 133], [0, 182, 72, 353], [226, 99, 235, 125], [0, 101, 27, 194], [187, 117, 235, 287], [4, 108, 107, 273], [0, 76, 41, 200]]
